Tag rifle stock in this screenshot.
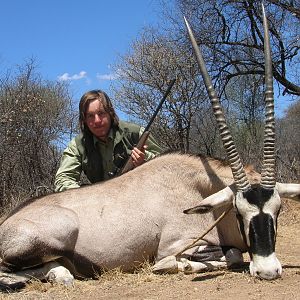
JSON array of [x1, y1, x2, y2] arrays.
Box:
[[119, 131, 150, 175]]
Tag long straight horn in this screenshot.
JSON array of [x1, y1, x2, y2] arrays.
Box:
[[183, 16, 251, 192], [260, 4, 276, 189]]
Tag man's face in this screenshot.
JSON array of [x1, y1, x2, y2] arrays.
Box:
[[85, 99, 112, 141]]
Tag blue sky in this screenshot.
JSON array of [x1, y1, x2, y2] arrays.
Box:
[[0, 0, 161, 102], [0, 1, 293, 117]]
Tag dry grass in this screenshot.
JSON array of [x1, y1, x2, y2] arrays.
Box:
[[0, 254, 298, 300]]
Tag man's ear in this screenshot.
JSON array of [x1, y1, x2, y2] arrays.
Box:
[[183, 186, 235, 214]]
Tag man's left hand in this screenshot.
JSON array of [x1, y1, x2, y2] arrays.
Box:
[[131, 145, 147, 167]]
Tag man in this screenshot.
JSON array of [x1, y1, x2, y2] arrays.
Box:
[[55, 89, 162, 192]]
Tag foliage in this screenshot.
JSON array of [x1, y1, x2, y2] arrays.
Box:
[[174, 0, 300, 96], [276, 99, 300, 181], [1, 0, 299, 210], [111, 0, 299, 182], [112, 28, 208, 152], [0, 60, 76, 208]]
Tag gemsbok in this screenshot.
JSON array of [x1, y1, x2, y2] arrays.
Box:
[[0, 4, 299, 290]]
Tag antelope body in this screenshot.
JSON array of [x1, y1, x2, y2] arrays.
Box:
[[0, 153, 299, 289], [0, 155, 248, 286]]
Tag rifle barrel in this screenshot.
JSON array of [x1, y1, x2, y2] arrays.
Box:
[[118, 78, 176, 176], [144, 78, 176, 132]]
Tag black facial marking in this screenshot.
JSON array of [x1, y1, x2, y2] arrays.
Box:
[[234, 185, 279, 256], [249, 212, 275, 256], [243, 185, 274, 209], [236, 213, 250, 253]]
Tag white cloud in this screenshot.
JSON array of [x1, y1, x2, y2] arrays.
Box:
[[96, 72, 118, 81], [58, 71, 87, 81]]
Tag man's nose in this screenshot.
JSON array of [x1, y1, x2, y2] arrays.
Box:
[[94, 113, 102, 123]]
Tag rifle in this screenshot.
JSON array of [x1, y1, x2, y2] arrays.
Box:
[[119, 78, 176, 175]]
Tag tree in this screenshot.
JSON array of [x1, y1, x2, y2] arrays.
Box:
[[0, 60, 76, 208], [224, 74, 265, 167], [173, 0, 300, 96], [112, 28, 209, 153], [169, 0, 300, 176], [277, 99, 300, 181], [110, 0, 299, 182]]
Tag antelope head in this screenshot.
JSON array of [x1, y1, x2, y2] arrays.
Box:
[[183, 4, 300, 280]]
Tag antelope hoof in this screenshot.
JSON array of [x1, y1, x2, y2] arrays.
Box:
[[152, 256, 179, 274], [0, 272, 28, 290], [180, 258, 208, 274], [224, 248, 244, 266], [46, 266, 74, 287]]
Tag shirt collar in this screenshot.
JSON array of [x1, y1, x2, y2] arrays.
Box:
[[93, 128, 115, 146]]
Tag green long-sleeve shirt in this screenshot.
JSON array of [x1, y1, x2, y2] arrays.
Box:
[[54, 121, 162, 192]]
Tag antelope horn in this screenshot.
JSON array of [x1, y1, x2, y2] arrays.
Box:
[[184, 16, 251, 192], [260, 4, 276, 189]]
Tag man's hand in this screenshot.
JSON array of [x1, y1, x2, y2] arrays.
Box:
[[131, 145, 147, 167]]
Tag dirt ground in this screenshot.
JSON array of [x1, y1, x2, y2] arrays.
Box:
[[0, 199, 299, 300]]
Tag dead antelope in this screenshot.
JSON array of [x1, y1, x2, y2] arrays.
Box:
[[0, 5, 299, 290]]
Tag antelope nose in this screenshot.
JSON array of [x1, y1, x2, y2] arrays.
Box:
[[250, 254, 282, 280], [256, 268, 281, 280], [255, 264, 282, 280]]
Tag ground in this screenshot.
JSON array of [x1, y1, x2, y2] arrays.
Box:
[[0, 199, 299, 300]]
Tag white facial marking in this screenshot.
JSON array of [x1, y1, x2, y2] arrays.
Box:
[[234, 191, 260, 246], [250, 253, 282, 280], [262, 189, 281, 217]]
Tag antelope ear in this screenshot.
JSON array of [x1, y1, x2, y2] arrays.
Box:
[[184, 186, 235, 214], [277, 183, 300, 202]]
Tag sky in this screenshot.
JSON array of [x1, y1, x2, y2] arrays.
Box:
[[0, 0, 292, 118], [0, 0, 161, 103]]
